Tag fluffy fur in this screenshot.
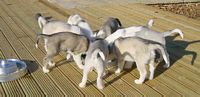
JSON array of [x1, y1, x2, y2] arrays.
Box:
[[67, 14, 93, 41], [106, 19, 183, 67], [95, 17, 122, 38], [35, 13, 82, 49], [36, 32, 89, 73], [114, 37, 169, 84], [79, 39, 109, 89]]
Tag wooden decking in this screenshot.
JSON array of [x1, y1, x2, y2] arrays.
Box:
[[0, 0, 200, 96]]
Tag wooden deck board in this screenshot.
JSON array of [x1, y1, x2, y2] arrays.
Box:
[[0, 0, 200, 96]]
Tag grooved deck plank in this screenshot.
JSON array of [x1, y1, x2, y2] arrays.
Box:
[[0, 50, 6, 97], [0, 1, 100, 96], [0, 4, 65, 95], [0, 31, 25, 97], [0, 0, 200, 96], [50, 7, 158, 96], [79, 5, 200, 73]]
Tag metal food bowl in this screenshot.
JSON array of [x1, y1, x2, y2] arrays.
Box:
[[0, 59, 27, 82]]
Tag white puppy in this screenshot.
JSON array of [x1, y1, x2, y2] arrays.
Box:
[[67, 14, 93, 41], [79, 39, 109, 89], [114, 37, 169, 84]]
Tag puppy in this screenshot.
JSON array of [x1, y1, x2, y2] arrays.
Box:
[[106, 19, 183, 67], [105, 19, 153, 44], [113, 37, 169, 84], [95, 17, 122, 39], [35, 13, 82, 48], [79, 39, 109, 89], [35, 13, 82, 35], [36, 32, 89, 73], [67, 14, 93, 41]]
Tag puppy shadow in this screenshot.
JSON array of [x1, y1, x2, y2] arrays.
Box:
[[22, 60, 39, 73], [154, 34, 200, 78]]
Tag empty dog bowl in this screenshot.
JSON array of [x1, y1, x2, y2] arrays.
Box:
[[0, 59, 27, 82]]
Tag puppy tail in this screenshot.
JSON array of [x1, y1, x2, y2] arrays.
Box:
[[149, 44, 170, 68], [163, 28, 184, 39], [146, 19, 154, 28], [35, 33, 49, 48], [93, 49, 105, 61], [35, 13, 47, 29], [115, 18, 122, 27]]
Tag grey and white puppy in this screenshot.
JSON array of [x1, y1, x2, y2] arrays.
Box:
[[106, 19, 183, 67], [95, 17, 122, 38], [36, 32, 89, 73], [114, 37, 169, 84], [35, 13, 82, 49], [79, 39, 109, 89], [67, 14, 93, 41]]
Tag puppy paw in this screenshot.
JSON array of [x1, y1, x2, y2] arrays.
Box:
[[115, 68, 121, 74], [79, 82, 86, 88], [103, 72, 107, 77], [134, 79, 143, 84], [43, 67, 50, 73], [66, 54, 73, 61], [163, 64, 169, 68], [148, 76, 154, 80], [78, 65, 84, 69], [49, 62, 55, 67], [97, 84, 104, 90], [35, 44, 38, 48]]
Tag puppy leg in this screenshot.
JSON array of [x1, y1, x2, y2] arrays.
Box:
[[124, 61, 133, 69], [163, 51, 170, 68], [148, 59, 155, 80], [96, 68, 105, 89], [66, 53, 73, 61], [95, 62, 105, 89], [134, 62, 147, 84], [73, 53, 84, 69], [43, 55, 54, 73], [79, 65, 92, 88], [43, 56, 50, 73], [43, 49, 56, 73], [49, 60, 55, 67], [44, 39, 48, 52], [115, 58, 125, 74]]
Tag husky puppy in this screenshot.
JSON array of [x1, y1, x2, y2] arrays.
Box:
[[94, 17, 122, 39], [79, 39, 109, 89], [114, 37, 169, 84], [35, 13, 82, 35], [106, 19, 183, 67], [36, 32, 89, 73], [67, 14, 93, 41], [106, 19, 183, 45], [35, 13, 83, 49]]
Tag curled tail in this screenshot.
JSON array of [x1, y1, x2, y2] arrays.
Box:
[[115, 18, 122, 27], [92, 49, 105, 61], [163, 29, 184, 38], [146, 19, 154, 28], [149, 44, 170, 68], [35, 13, 47, 29]]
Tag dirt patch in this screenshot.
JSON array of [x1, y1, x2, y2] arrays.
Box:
[[149, 2, 200, 19]]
